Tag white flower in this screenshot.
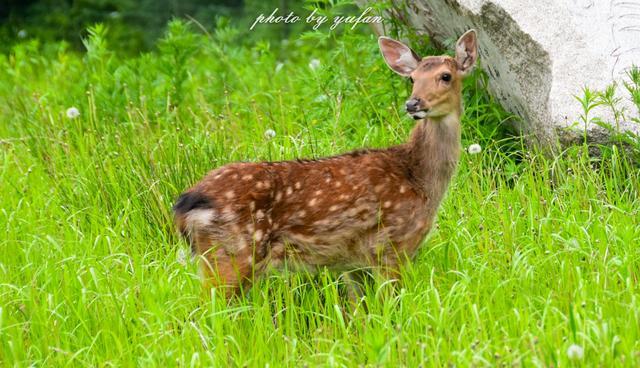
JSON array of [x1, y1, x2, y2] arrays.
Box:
[[66, 107, 80, 119], [264, 129, 276, 139], [467, 143, 482, 154], [176, 248, 188, 266], [314, 94, 328, 103], [17, 30, 28, 39], [275, 62, 284, 73], [308, 58, 321, 71], [567, 344, 584, 360]]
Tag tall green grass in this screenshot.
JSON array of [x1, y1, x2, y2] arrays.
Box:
[[0, 20, 639, 366]]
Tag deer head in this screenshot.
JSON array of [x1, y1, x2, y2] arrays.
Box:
[[378, 30, 478, 120]]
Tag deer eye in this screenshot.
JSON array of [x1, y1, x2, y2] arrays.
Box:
[[441, 73, 452, 82]]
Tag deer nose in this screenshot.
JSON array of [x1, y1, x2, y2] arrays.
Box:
[[405, 98, 421, 113]]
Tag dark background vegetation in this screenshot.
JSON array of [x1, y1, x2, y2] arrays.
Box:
[[0, 0, 316, 54]]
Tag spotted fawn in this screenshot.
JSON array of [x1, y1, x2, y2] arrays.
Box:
[[174, 30, 478, 297]]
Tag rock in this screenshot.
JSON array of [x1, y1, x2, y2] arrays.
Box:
[[356, 0, 640, 148]]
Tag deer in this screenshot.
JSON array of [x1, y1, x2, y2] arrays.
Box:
[[173, 30, 478, 298]]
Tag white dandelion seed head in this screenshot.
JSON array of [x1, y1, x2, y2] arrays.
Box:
[[467, 143, 482, 154], [18, 30, 28, 39], [309, 58, 321, 71], [176, 248, 188, 266], [314, 94, 328, 103], [66, 107, 80, 119], [275, 62, 284, 73], [264, 128, 276, 139], [567, 344, 584, 360]]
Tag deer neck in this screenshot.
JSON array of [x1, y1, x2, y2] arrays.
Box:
[[405, 113, 461, 204]]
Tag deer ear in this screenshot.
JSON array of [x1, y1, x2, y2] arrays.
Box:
[[378, 37, 421, 77], [455, 29, 478, 75]]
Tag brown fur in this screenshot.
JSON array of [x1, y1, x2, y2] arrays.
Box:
[[174, 31, 478, 297]]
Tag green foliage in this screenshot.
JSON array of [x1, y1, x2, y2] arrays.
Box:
[[158, 20, 201, 106], [570, 66, 640, 159], [624, 66, 640, 120], [0, 12, 639, 368]]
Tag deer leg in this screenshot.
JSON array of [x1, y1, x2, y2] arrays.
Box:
[[344, 268, 372, 300], [374, 253, 404, 298], [379, 266, 402, 284], [343, 268, 374, 314], [199, 245, 255, 299]]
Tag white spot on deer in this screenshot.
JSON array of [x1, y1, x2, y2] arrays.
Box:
[[339, 169, 347, 175], [234, 238, 249, 252], [346, 207, 361, 217], [308, 198, 319, 206], [232, 174, 239, 179], [399, 185, 407, 194], [225, 190, 235, 199], [256, 181, 266, 189], [220, 206, 236, 221], [288, 232, 315, 243], [242, 174, 253, 181], [271, 243, 285, 257], [256, 210, 265, 219], [295, 210, 307, 218], [275, 191, 283, 201], [246, 223, 255, 233], [185, 209, 215, 227], [325, 178, 331, 183], [334, 181, 342, 188], [286, 187, 293, 195], [383, 201, 392, 208], [374, 184, 385, 193], [329, 205, 340, 211], [250, 201, 256, 211], [339, 194, 349, 200], [294, 181, 302, 190], [314, 190, 322, 196], [253, 229, 263, 242], [314, 218, 331, 226]]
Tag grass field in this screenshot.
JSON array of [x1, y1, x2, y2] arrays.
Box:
[[1, 20, 639, 367]]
